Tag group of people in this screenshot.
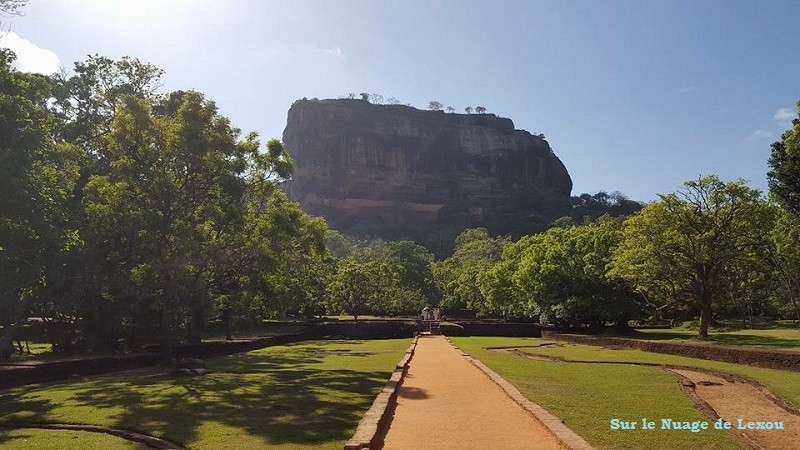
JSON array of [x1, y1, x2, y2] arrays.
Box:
[[420, 307, 444, 321]]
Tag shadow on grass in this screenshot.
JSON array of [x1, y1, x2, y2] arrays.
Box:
[[0, 340, 395, 447]]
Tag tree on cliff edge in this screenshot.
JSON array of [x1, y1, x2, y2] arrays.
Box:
[[465, 106, 472, 114], [475, 106, 486, 114], [428, 100, 443, 111]]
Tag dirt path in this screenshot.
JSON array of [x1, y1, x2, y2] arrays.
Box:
[[379, 335, 566, 450], [670, 369, 800, 449]]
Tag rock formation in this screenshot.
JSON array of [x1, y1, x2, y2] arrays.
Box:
[[282, 98, 572, 243]]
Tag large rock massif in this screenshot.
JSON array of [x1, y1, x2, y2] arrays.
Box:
[[282, 98, 572, 243]]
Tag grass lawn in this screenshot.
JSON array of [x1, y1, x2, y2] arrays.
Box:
[[634, 325, 800, 349], [453, 336, 800, 449], [8, 342, 53, 361], [0, 339, 410, 450], [0, 428, 141, 449]]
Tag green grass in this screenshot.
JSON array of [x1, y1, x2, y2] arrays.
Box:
[[0, 339, 410, 449], [8, 341, 53, 361], [0, 428, 142, 449], [322, 315, 417, 321], [634, 326, 800, 349], [453, 336, 800, 449]]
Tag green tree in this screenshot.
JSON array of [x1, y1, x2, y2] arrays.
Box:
[[428, 100, 443, 111], [326, 259, 391, 320], [433, 228, 506, 314], [0, 50, 81, 346], [610, 176, 770, 339], [500, 217, 639, 327], [770, 209, 800, 321], [384, 240, 436, 301], [82, 90, 292, 355], [768, 101, 800, 217]]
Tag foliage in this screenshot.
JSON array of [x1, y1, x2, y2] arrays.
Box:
[[433, 228, 507, 314], [769, 209, 800, 320], [324, 239, 432, 318], [568, 191, 644, 223], [610, 176, 773, 338], [480, 217, 640, 326], [475, 106, 486, 114], [0, 0, 26, 15], [767, 101, 800, 217], [428, 100, 443, 111], [0, 50, 81, 337], [0, 53, 328, 355]]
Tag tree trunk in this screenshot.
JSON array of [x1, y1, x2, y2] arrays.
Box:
[[161, 309, 174, 363], [698, 305, 710, 340]]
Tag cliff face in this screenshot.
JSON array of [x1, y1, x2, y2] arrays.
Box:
[[282, 98, 572, 239]]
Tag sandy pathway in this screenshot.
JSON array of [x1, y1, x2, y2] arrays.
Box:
[[380, 335, 565, 450], [670, 369, 800, 449]]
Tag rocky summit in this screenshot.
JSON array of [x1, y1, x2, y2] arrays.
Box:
[[282, 98, 572, 242]]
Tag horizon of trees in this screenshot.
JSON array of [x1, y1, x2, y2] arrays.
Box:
[[3, 47, 800, 355]]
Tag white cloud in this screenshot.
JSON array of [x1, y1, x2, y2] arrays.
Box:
[[774, 107, 796, 122], [323, 46, 344, 60], [746, 129, 773, 140], [0, 31, 60, 75]]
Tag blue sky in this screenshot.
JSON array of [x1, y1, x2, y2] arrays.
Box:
[[2, 0, 798, 201]]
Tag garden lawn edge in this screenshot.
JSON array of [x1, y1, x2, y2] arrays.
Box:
[[0, 422, 184, 449]]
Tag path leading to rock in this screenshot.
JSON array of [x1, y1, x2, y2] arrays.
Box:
[[379, 335, 566, 450]]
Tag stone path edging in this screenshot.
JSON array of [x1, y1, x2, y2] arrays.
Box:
[[447, 338, 594, 450], [344, 336, 419, 450], [0, 422, 185, 449]]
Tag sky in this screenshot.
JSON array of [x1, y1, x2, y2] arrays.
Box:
[[1, 0, 798, 201]]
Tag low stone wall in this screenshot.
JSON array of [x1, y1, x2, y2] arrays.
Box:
[[0, 353, 163, 390], [542, 332, 800, 372], [344, 337, 418, 450], [443, 321, 542, 337], [309, 321, 418, 340]]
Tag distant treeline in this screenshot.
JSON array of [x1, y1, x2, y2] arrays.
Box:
[[2, 50, 799, 358]]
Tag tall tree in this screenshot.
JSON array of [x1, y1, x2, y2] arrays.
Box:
[[768, 101, 800, 217], [433, 228, 506, 314], [326, 259, 391, 320], [82, 90, 292, 355], [0, 50, 81, 347], [610, 176, 770, 338]]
